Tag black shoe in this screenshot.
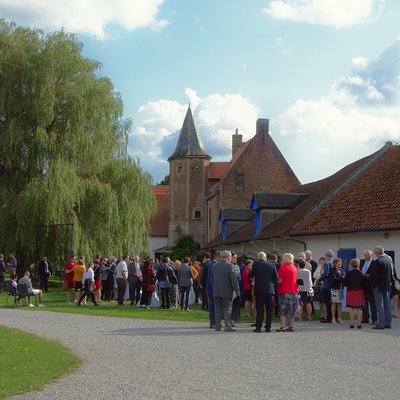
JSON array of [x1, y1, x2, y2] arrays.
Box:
[[320, 319, 331, 323], [361, 320, 369, 324], [372, 326, 384, 330], [250, 323, 256, 327], [224, 328, 236, 332], [209, 325, 215, 329], [384, 325, 392, 329], [253, 328, 262, 333], [265, 328, 271, 333]]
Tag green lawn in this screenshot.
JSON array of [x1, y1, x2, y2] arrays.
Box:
[[0, 326, 80, 399], [0, 280, 215, 323], [1, 278, 337, 323]]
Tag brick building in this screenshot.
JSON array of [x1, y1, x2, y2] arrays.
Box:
[[151, 105, 300, 250]]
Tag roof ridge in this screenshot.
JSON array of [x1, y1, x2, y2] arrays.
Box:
[[290, 146, 389, 232]]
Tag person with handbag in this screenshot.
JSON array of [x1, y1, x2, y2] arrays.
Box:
[[140, 258, 155, 307], [77, 261, 98, 306]]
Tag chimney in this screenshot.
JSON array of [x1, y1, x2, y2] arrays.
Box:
[[232, 128, 243, 158], [256, 118, 269, 136]]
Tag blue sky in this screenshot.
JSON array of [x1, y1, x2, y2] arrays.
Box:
[[1, 0, 400, 184]]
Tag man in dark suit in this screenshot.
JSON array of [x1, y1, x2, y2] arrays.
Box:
[[250, 252, 279, 332], [205, 251, 221, 329], [370, 246, 392, 329], [211, 250, 240, 332], [38, 256, 52, 293], [199, 252, 211, 311], [360, 249, 377, 324], [127, 255, 142, 306]]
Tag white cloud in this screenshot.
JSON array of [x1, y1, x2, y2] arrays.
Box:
[[0, 0, 168, 39], [263, 0, 379, 28], [275, 40, 400, 146], [129, 89, 260, 183], [275, 37, 293, 56], [351, 56, 369, 70]]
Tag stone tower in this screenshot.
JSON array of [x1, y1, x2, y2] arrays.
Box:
[[168, 106, 211, 247]]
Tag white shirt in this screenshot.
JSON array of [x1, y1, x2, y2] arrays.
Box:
[[313, 265, 322, 281], [83, 268, 94, 283], [116, 261, 128, 279], [362, 260, 371, 274]]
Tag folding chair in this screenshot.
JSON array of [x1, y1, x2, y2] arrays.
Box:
[[17, 282, 38, 307], [5, 281, 21, 306]]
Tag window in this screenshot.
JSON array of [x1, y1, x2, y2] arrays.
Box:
[[194, 208, 201, 220], [235, 173, 244, 192], [177, 162, 184, 175]]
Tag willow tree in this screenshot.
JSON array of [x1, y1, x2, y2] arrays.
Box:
[[0, 20, 156, 269]]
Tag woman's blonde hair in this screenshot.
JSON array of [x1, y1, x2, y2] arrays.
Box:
[[282, 253, 294, 264]]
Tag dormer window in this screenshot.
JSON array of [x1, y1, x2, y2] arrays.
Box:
[[194, 208, 201, 220]]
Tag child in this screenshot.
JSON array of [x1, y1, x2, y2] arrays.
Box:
[[344, 258, 366, 329], [77, 262, 98, 306]]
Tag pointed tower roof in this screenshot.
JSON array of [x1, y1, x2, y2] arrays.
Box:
[[168, 106, 211, 161]]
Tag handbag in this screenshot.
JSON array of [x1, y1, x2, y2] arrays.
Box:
[[394, 279, 400, 291], [307, 287, 314, 297]]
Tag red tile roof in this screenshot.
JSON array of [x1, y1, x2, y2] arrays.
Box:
[[291, 144, 400, 235], [150, 185, 170, 236], [208, 162, 230, 180], [206, 144, 400, 247]]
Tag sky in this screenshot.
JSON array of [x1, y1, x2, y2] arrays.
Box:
[[1, 0, 400, 185]]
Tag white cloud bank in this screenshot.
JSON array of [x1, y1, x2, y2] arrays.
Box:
[[263, 0, 382, 28], [0, 0, 168, 39], [129, 89, 260, 183], [274, 39, 400, 180]]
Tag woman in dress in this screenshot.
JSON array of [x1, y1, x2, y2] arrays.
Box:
[[276, 253, 300, 332], [331, 258, 345, 324], [313, 256, 327, 320], [64, 256, 76, 304], [141, 258, 155, 307], [344, 258, 365, 328], [242, 259, 253, 318], [297, 259, 313, 321]]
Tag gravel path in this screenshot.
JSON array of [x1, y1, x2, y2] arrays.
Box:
[[1, 308, 399, 400]]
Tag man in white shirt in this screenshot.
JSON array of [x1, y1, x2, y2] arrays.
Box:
[[116, 255, 129, 307], [361, 249, 377, 324]]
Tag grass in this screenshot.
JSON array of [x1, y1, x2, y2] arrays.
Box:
[[0, 326, 80, 399], [0, 279, 214, 323], [1, 277, 346, 323]]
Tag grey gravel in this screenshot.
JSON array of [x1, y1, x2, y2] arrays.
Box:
[[1, 308, 399, 400]]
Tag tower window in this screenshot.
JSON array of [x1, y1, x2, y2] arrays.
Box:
[[177, 162, 184, 175], [235, 173, 244, 192], [194, 208, 202, 220]]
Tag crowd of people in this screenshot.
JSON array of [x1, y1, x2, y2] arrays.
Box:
[[2, 246, 399, 333]]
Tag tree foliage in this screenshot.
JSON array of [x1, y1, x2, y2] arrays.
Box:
[[157, 174, 169, 185], [168, 235, 201, 261], [0, 20, 156, 268]]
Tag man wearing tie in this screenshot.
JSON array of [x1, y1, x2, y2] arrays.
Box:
[[360, 249, 377, 324], [38, 256, 52, 293], [128, 255, 142, 306]]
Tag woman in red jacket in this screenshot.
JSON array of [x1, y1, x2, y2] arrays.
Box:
[[277, 253, 300, 332]]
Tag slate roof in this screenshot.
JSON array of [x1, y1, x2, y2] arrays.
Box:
[[209, 162, 230, 180], [149, 185, 170, 236], [219, 208, 254, 222], [251, 192, 308, 210], [168, 106, 211, 161], [205, 143, 400, 247]]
